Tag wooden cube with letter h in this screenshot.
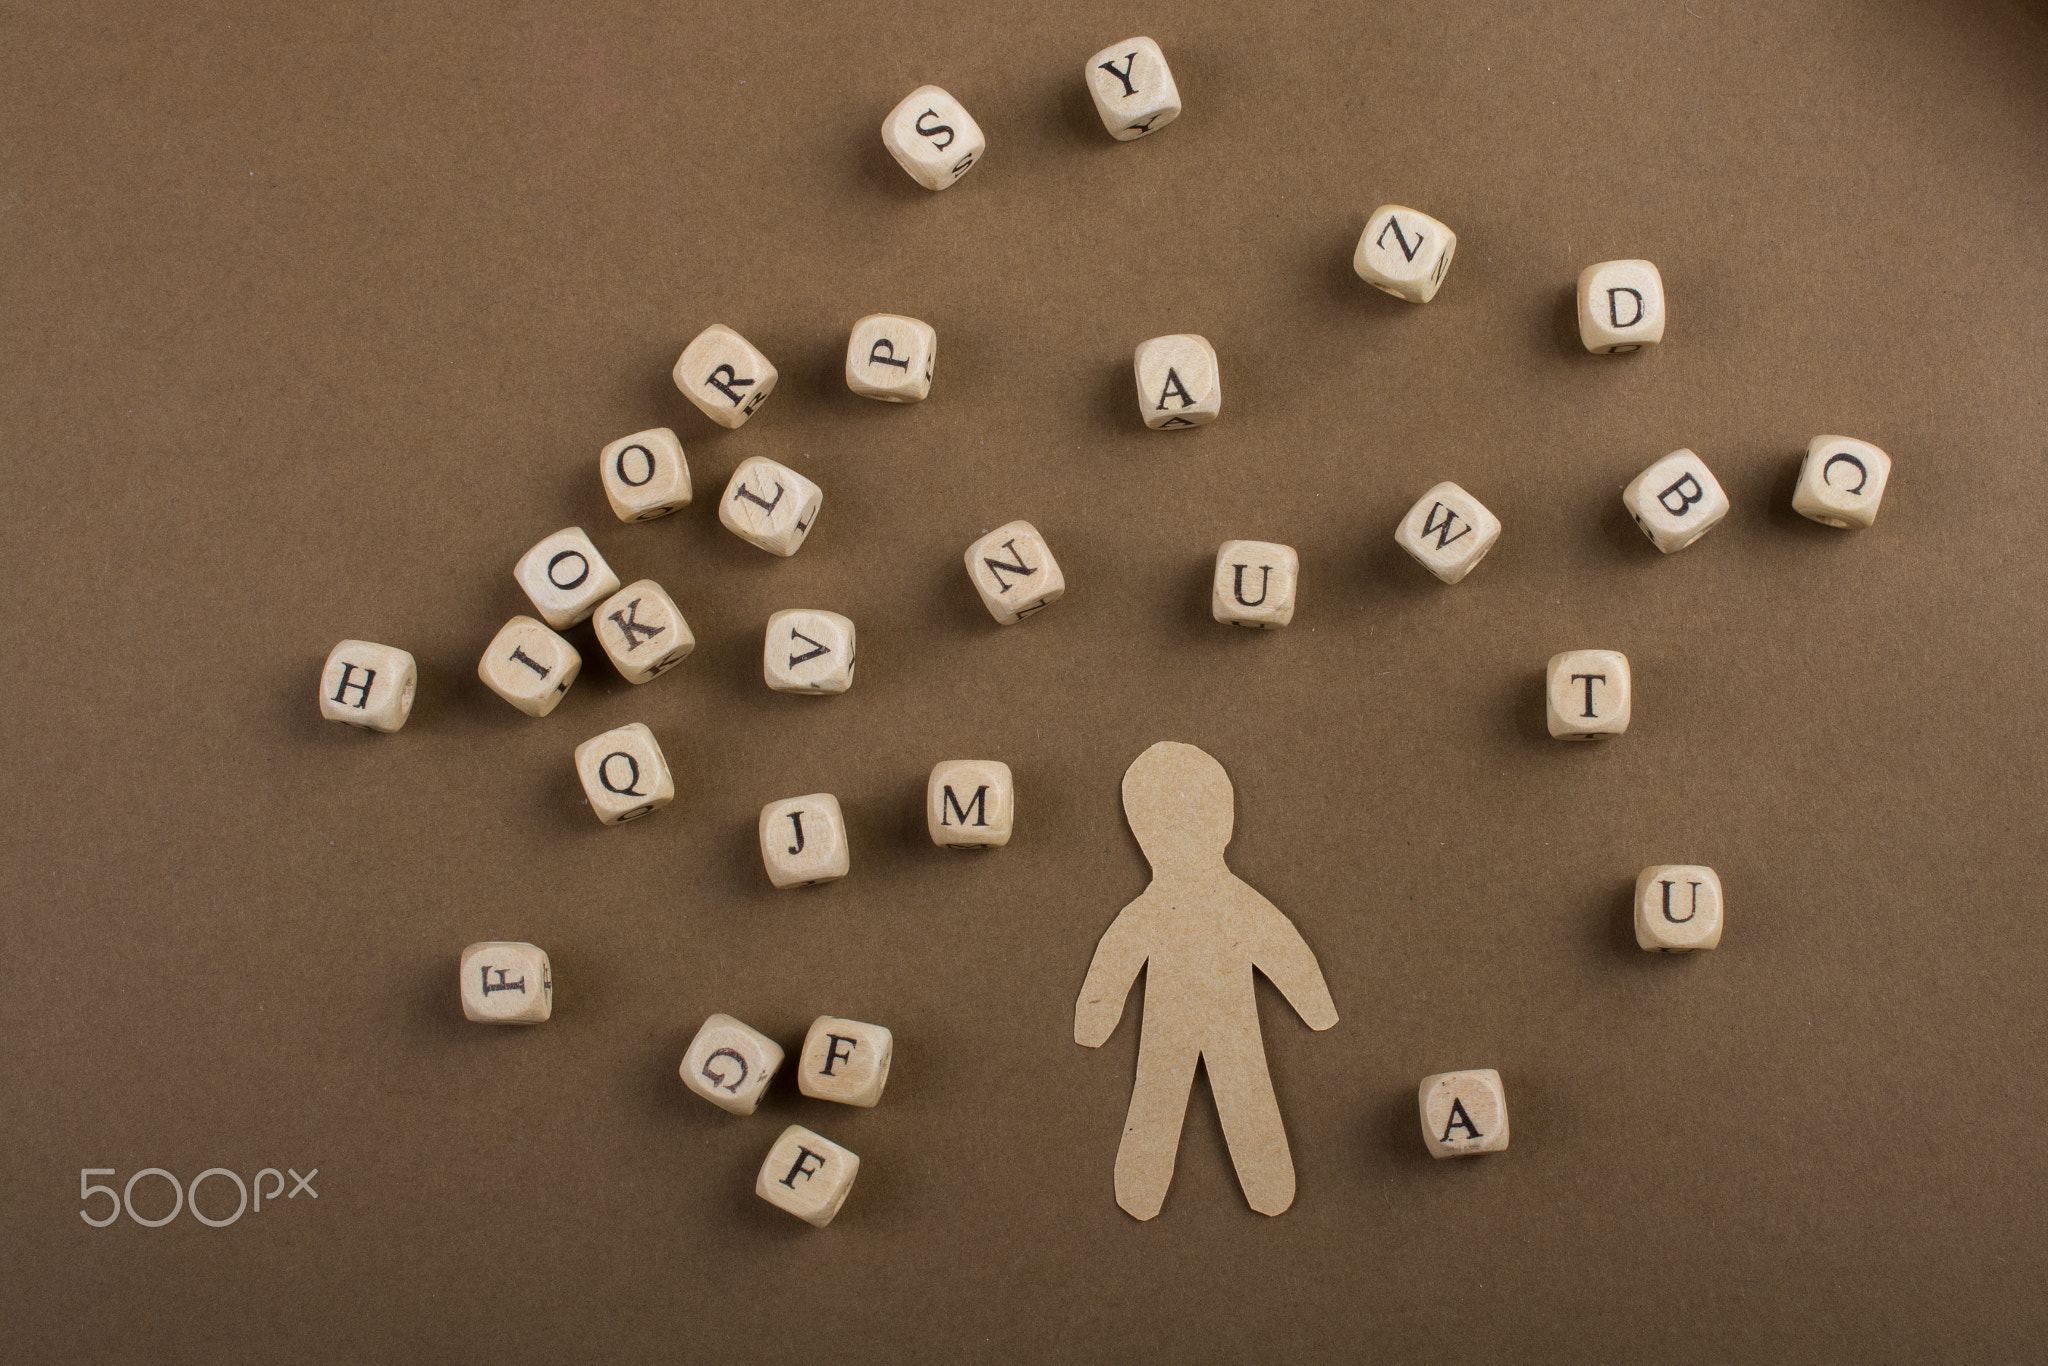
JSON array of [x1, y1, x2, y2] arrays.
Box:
[[319, 640, 416, 733], [927, 760, 1014, 848]]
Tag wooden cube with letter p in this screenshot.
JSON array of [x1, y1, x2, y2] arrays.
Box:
[[673, 324, 777, 429], [846, 314, 936, 402], [964, 520, 1064, 624], [756, 1124, 860, 1227], [798, 1015, 893, 1108], [680, 1013, 785, 1115], [460, 941, 552, 1024], [927, 759, 1014, 848], [573, 722, 675, 824], [1419, 1069, 1509, 1157], [1635, 865, 1724, 952]]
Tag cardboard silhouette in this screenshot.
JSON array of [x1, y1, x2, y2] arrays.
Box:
[[1074, 742, 1339, 1219]]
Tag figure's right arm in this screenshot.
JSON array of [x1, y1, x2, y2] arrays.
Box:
[[1074, 892, 1155, 1048]]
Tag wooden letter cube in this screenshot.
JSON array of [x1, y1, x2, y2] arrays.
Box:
[[460, 942, 552, 1024], [1623, 450, 1729, 554], [964, 520, 1065, 624], [478, 616, 581, 717], [1353, 205, 1457, 303], [1419, 1069, 1509, 1157], [673, 324, 778, 429], [573, 722, 675, 824], [594, 580, 694, 684], [1085, 37, 1181, 140], [798, 1015, 893, 1107], [680, 1013, 785, 1115], [927, 759, 1014, 848], [1577, 260, 1666, 353], [599, 427, 691, 523], [1793, 435, 1891, 529], [514, 527, 621, 628], [846, 314, 936, 403], [1211, 541, 1299, 628], [1546, 649, 1631, 739], [1395, 481, 1502, 584], [720, 456, 822, 557], [882, 85, 984, 191], [764, 610, 855, 694], [759, 793, 851, 888], [756, 1124, 859, 1227], [319, 640, 416, 733], [1635, 865, 1725, 952], [1134, 334, 1220, 429]]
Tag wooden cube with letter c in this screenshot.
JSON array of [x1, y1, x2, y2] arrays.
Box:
[[797, 1015, 893, 1108], [460, 941, 552, 1024], [846, 314, 935, 402], [1635, 865, 1724, 952], [1419, 1068, 1509, 1157], [927, 759, 1014, 848], [964, 520, 1064, 624], [572, 722, 675, 825], [756, 1124, 860, 1227], [758, 793, 850, 888], [680, 1013, 785, 1115], [1793, 435, 1891, 529]]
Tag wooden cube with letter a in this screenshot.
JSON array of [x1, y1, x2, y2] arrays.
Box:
[[927, 759, 1014, 848], [1134, 334, 1220, 429], [1635, 865, 1724, 952], [846, 314, 936, 402], [460, 941, 552, 1024], [1419, 1069, 1509, 1157], [756, 1124, 860, 1227], [964, 520, 1065, 624], [798, 1015, 894, 1107], [758, 793, 851, 888], [680, 1012, 785, 1115], [1212, 541, 1299, 627]]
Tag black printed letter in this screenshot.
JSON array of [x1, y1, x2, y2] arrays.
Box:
[[914, 108, 954, 150], [1822, 453, 1869, 495], [1657, 473, 1706, 517], [606, 598, 665, 651], [1231, 564, 1271, 607], [1607, 287, 1645, 328], [1098, 52, 1139, 96], [704, 363, 754, 406], [330, 663, 375, 709], [598, 752, 645, 796], [982, 539, 1036, 593], [942, 785, 989, 827], [1570, 673, 1607, 718], [867, 339, 909, 371], [1155, 368, 1195, 410], [1420, 501, 1472, 549], [1440, 1097, 1483, 1142]]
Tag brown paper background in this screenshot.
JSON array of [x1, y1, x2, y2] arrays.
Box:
[[5, 1, 2046, 1361]]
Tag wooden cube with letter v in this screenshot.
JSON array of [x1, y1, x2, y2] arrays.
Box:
[[798, 1015, 893, 1107], [927, 759, 1014, 848], [460, 941, 552, 1024], [756, 1124, 860, 1227], [764, 610, 855, 694], [964, 520, 1064, 624]]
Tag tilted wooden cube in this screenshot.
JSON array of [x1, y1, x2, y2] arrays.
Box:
[[1419, 1069, 1509, 1157], [460, 941, 552, 1024], [673, 324, 777, 429], [572, 722, 675, 824], [764, 610, 855, 694], [756, 1124, 860, 1227], [881, 85, 984, 190], [514, 526, 621, 629], [594, 579, 694, 684], [1546, 649, 1631, 739], [1623, 450, 1729, 554], [927, 759, 1014, 848], [1211, 541, 1299, 628], [964, 520, 1065, 624], [1353, 204, 1457, 303], [318, 640, 416, 733], [759, 793, 851, 888], [680, 1013, 785, 1115], [599, 427, 691, 523], [1394, 481, 1502, 584], [477, 616, 581, 717], [719, 456, 822, 558], [846, 314, 936, 402], [797, 1015, 894, 1108], [1577, 259, 1666, 353], [1084, 36, 1181, 140], [1793, 435, 1890, 529], [1635, 865, 1724, 952], [1134, 334, 1220, 429]]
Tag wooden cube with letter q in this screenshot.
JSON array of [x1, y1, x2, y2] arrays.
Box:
[[572, 722, 675, 824], [798, 1015, 893, 1108], [927, 759, 1014, 848], [756, 1124, 860, 1227]]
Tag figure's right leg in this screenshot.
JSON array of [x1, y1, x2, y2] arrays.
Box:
[[1113, 1028, 1201, 1221]]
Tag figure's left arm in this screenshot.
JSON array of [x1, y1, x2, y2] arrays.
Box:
[[1244, 890, 1339, 1030]]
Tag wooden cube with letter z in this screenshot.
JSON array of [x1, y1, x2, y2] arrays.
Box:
[[1419, 1069, 1509, 1157], [1353, 204, 1457, 303], [964, 520, 1065, 624], [680, 1013, 785, 1115], [927, 759, 1014, 848], [460, 941, 552, 1024], [573, 722, 675, 824], [798, 1015, 893, 1107], [756, 1124, 860, 1227]]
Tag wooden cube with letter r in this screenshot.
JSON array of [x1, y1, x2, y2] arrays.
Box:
[[927, 759, 1014, 848]]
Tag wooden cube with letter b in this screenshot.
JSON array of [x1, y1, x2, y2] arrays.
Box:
[[798, 1015, 893, 1108], [756, 1124, 860, 1227], [927, 759, 1014, 848], [1419, 1069, 1509, 1157], [964, 520, 1064, 624]]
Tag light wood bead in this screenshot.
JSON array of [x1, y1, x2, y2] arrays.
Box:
[[1353, 205, 1457, 303], [846, 314, 935, 402], [964, 520, 1065, 624], [680, 1013, 785, 1115], [594, 579, 694, 684], [1211, 541, 1299, 628], [927, 759, 1014, 848], [318, 640, 416, 733], [1419, 1069, 1509, 1157], [756, 1124, 859, 1227], [672, 324, 778, 429], [1084, 37, 1181, 140], [1577, 260, 1666, 353], [1546, 649, 1632, 739], [798, 1015, 894, 1108], [460, 942, 552, 1024], [477, 616, 581, 717], [764, 610, 855, 694], [1394, 481, 1502, 584], [599, 428, 692, 523], [1793, 435, 1891, 529], [1635, 865, 1724, 952], [759, 793, 851, 888], [719, 456, 821, 557], [881, 85, 985, 190], [1134, 334, 1220, 429], [514, 526, 621, 629], [572, 722, 675, 825], [1623, 449, 1729, 554]]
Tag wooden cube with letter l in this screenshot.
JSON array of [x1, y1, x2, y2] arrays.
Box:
[[927, 759, 1014, 848]]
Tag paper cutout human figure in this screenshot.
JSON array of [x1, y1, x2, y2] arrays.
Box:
[[1075, 741, 1339, 1219]]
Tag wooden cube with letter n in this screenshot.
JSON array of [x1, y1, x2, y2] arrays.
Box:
[[964, 520, 1064, 624], [927, 759, 1014, 848]]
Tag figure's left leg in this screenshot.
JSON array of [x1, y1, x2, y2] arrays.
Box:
[[1203, 1029, 1296, 1216]]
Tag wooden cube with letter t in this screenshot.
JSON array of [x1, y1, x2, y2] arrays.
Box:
[[927, 759, 1014, 848], [1545, 649, 1631, 740], [756, 1124, 860, 1227], [798, 1015, 893, 1107]]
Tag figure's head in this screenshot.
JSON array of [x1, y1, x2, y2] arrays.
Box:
[[1121, 741, 1234, 870]]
